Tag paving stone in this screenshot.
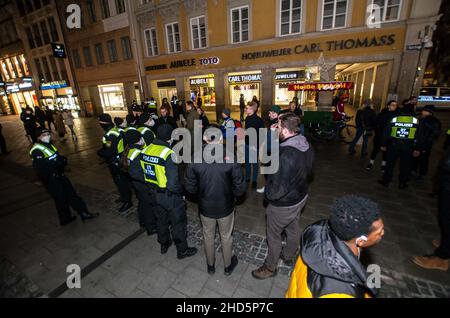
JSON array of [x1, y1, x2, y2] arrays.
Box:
[[172, 267, 210, 297], [137, 266, 178, 298]]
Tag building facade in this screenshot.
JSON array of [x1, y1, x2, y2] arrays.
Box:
[[3, 0, 81, 114], [59, 0, 140, 116], [0, 0, 34, 115], [128, 0, 442, 121]]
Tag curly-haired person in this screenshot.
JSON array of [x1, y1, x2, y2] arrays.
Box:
[[286, 195, 385, 298]]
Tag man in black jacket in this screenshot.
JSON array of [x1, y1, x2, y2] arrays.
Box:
[[185, 126, 247, 276], [21, 107, 37, 144], [155, 105, 178, 131], [413, 148, 450, 271], [367, 100, 400, 171], [244, 102, 265, 189], [252, 113, 314, 280], [349, 100, 377, 156], [412, 105, 442, 180]]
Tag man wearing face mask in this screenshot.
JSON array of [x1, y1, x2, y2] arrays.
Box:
[[252, 112, 314, 280], [138, 113, 156, 146], [286, 196, 384, 298], [30, 128, 98, 226], [98, 114, 133, 213], [132, 124, 197, 259]]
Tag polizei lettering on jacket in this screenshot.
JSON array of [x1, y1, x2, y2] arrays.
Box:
[[394, 122, 414, 128], [142, 155, 160, 164]]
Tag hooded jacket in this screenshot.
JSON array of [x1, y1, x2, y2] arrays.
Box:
[[265, 134, 314, 207], [286, 220, 378, 298]]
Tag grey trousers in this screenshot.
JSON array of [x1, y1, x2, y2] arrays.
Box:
[[200, 212, 235, 268], [265, 196, 308, 270]]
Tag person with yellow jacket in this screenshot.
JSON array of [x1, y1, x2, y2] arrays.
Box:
[[286, 196, 385, 298]]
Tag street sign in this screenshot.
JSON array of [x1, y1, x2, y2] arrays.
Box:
[[52, 43, 67, 58], [407, 44, 422, 51]]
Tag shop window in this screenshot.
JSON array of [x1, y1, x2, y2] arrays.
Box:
[[280, 0, 302, 36], [121, 36, 133, 60], [322, 0, 347, 30], [1, 60, 11, 81], [98, 84, 126, 110], [191, 16, 207, 50], [189, 76, 216, 107], [107, 40, 119, 63], [95, 43, 105, 65], [372, 0, 402, 22], [231, 6, 249, 43], [166, 22, 181, 54], [144, 28, 159, 57]]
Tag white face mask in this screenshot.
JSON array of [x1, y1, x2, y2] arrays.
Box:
[[40, 136, 51, 143]]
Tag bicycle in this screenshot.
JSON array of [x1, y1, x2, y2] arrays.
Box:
[[308, 116, 357, 144]]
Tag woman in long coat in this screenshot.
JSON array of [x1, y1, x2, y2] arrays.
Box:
[[54, 111, 67, 141]]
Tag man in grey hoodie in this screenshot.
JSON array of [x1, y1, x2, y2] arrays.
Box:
[[252, 112, 314, 280]]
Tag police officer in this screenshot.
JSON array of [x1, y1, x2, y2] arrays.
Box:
[[130, 124, 197, 259], [138, 113, 156, 146], [413, 105, 442, 180], [378, 109, 421, 189], [145, 97, 158, 115], [125, 129, 157, 236], [31, 128, 98, 225], [98, 114, 133, 212]]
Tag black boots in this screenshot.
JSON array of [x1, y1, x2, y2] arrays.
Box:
[[118, 202, 133, 213], [224, 255, 239, 276], [207, 264, 216, 275], [161, 241, 173, 255], [177, 247, 198, 260]]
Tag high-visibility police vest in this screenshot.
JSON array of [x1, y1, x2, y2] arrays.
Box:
[[29, 143, 58, 161], [139, 144, 174, 189], [447, 129, 450, 136], [127, 148, 142, 161], [137, 126, 156, 146], [103, 127, 125, 154], [148, 101, 157, 110], [390, 116, 419, 140]]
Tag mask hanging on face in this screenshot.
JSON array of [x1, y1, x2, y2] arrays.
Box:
[[40, 136, 51, 143]]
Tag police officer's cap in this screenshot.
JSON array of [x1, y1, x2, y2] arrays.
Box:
[[139, 113, 151, 125], [157, 124, 174, 142], [124, 129, 142, 146], [114, 117, 124, 127], [99, 113, 113, 124], [422, 105, 435, 114], [35, 127, 50, 137]]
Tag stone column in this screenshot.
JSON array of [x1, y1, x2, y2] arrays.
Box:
[[176, 76, 190, 102], [214, 71, 225, 122], [261, 68, 276, 115], [123, 82, 137, 110]]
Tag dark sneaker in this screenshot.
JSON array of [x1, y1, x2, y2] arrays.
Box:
[[207, 264, 216, 275], [224, 255, 239, 276], [251, 265, 277, 280], [161, 241, 172, 255], [366, 163, 374, 171], [177, 247, 198, 260], [118, 202, 133, 213]]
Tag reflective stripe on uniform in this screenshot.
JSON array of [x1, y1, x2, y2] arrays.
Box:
[[128, 148, 142, 161], [29, 143, 58, 159]]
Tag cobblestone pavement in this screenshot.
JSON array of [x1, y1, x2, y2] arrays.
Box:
[[1, 113, 450, 298]]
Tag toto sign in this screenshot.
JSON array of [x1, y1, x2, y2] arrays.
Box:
[[199, 57, 220, 66]]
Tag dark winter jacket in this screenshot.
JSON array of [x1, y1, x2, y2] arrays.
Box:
[[439, 149, 450, 190], [155, 115, 178, 131], [374, 108, 400, 136], [355, 107, 377, 131], [265, 134, 314, 207], [97, 125, 123, 164], [286, 220, 378, 298], [184, 145, 246, 219], [245, 113, 265, 145], [415, 115, 442, 151], [31, 142, 67, 183]]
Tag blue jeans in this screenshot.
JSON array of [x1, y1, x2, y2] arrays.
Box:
[[245, 145, 259, 183], [349, 128, 370, 155]]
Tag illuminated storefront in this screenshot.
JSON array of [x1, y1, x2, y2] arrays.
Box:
[[98, 84, 127, 111], [228, 71, 262, 106], [40, 80, 80, 111], [189, 75, 215, 107], [156, 80, 177, 106], [5, 77, 38, 114]]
